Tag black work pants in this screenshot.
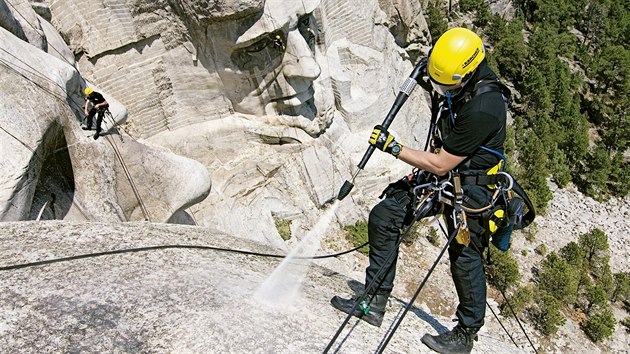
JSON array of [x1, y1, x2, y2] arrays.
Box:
[[86, 107, 106, 136], [364, 183, 489, 329], [444, 205, 487, 329], [364, 192, 409, 295]]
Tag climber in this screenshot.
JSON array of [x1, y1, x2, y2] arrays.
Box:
[[331, 27, 511, 354], [82, 87, 109, 140], [272, 34, 286, 51]]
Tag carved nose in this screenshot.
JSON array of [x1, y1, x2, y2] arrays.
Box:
[[282, 31, 321, 80]]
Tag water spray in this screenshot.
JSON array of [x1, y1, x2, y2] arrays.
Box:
[[337, 58, 431, 201]]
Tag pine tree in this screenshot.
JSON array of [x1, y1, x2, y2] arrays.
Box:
[[578, 228, 609, 269], [584, 306, 616, 342], [584, 284, 608, 314], [538, 252, 579, 305]]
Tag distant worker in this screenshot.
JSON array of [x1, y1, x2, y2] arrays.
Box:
[[83, 87, 109, 140]]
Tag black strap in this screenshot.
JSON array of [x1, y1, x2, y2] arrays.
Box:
[[511, 179, 536, 229], [461, 174, 499, 186], [469, 79, 511, 103]]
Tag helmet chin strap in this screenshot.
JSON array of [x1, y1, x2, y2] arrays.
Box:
[[446, 92, 456, 127], [444, 77, 471, 126]]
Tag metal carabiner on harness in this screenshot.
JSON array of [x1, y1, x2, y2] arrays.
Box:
[[495, 171, 514, 190]]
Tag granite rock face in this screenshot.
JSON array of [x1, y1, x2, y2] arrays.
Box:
[[3, 0, 429, 243], [0, 221, 528, 354], [2, 1, 628, 353], [0, 0, 211, 223]]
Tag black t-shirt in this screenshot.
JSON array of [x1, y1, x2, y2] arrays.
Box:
[[438, 62, 507, 170], [87, 92, 107, 106]]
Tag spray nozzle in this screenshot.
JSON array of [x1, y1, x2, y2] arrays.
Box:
[[337, 180, 354, 201]]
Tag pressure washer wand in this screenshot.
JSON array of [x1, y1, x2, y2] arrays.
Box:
[[337, 59, 428, 201]]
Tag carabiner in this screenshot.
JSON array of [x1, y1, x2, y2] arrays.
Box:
[[495, 171, 514, 190]]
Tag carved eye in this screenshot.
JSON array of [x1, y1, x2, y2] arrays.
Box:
[[244, 36, 273, 53], [300, 15, 310, 27], [231, 31, 285, 71], [298, 14, 317, 47]]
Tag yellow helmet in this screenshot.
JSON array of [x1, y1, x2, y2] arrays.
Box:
[[84, 87, 94, 96], [428, 27, 485, 96]]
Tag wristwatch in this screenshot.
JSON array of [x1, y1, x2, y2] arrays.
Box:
[[391, 142, 403, 158]]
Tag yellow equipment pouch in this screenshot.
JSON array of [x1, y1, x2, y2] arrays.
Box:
[[455, 211, 471, 247]]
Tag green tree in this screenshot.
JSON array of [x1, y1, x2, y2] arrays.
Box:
[[512, 0, 537, 22], [516, 130, 552, 213], [578, 228, 609, 269], [488, 17, 528, 81], [548, 149, 571, 188], [486, 245, 522, 292], [611, 272, 630, 303], [595, 267, 616, 300], [538, 252, 579, 304], [507, 0, 630, 201], [458, 0, 491, 26], [560, 241, 590, 295], [577, 0, 610, 51], [501, 285, 533, 317], [609, 153, 630, 196], [584, 284, 608, 314], [588, 45, 630, 156], [591, 45, 630, 93], [522, 66, 553, 118], [604, 1, 630, 45], [458, 0, 485, 11], [559, 241, 583, 268], [529, 0, 577, 30], [578, 272, 593, 299], [528, 27, 564, 77], [577, 146, 613, 200], [424, 1, 448, 45], [584, 306, 616, 342], [550, 65, 589, 169], [531, 290, 567, 335]]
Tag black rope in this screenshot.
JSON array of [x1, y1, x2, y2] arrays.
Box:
[[483, 246, 538, 353], [323, 213, 420, 353], [104, 135, 151, 221], [497, 283, 539, 353], [486, 299, 520, 348], [3, 0, 77, 68], [0, 241, 369, 272], [375, 224, 459, 353]]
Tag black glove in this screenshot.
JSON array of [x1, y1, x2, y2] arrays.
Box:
[[369, 125, 403, 157]]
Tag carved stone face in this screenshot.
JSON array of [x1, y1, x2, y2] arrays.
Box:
[[207, 0, 321, 118]]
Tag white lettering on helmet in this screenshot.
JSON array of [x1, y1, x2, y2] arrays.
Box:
[[462, 48, 480, 69]]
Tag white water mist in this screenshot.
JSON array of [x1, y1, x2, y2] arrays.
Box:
[[254, 200, 339, 309]]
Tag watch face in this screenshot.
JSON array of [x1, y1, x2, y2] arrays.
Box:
[[392, 144, 401, 155]]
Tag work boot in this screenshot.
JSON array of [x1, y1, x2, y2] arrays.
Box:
[[421, 325, 478, 354], [330, 292, 389, 327]]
